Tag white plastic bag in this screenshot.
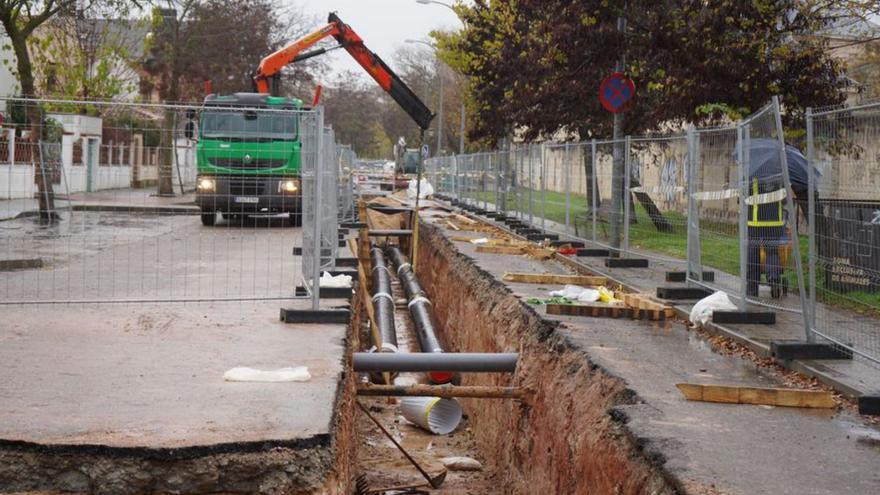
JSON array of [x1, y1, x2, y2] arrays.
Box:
[[549, 284, 600, 302], [470, 237, 489, 245], [407, 178, 434, 199], [320, 271, 352, 288], [689, 291, 737, 326], [223, 366, 311, 382]]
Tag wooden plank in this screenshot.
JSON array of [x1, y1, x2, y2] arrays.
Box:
[[445, 220, 461, 231], [476, 245, 526, 255], [546, 303, 633, 319], [454, 213, 477, 225], [349, 238, 391, 386], [503, 272, 606, 286], [675, 383, 835, 409]]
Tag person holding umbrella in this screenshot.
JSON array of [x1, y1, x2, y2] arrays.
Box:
[[743, 139, 813, 298]]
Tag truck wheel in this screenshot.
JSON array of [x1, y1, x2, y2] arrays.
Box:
[[201, 211, 216, 226]]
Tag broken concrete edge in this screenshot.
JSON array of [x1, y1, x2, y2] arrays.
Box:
[[441, 201, 873, 403], [0, 434, 332, 461], [416, 220, 704, 493]]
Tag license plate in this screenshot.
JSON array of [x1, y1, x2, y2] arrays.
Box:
[[234, 196, 259, 204]]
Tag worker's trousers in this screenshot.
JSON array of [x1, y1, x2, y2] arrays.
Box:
[[746, 226, 785, 297]]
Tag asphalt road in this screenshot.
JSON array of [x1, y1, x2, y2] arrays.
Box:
[[1, 211, 301, 303]]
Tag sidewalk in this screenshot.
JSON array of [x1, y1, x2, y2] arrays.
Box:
[[461, 202, 880, 399], [0, 188, 197, 221]]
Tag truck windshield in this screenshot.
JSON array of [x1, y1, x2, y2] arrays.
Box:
[[200, 110, 298, 141]]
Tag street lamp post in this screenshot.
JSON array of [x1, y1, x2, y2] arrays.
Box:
[[405, 39, 443, 156], [414, 0, 466, 154]]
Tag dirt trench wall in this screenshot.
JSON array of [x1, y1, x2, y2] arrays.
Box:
[[416, 222, 678, 495]]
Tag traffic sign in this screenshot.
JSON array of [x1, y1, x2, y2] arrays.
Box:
[[420, 144, 430, 158], [599, 72, 636, 113]]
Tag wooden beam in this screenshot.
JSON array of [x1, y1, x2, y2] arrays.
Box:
[[476, 245, 526, 255], [357, 384, 526, 400], [675, 383, 835, 409], [546, 302, 633, 319], [502, 272, 606, 286]]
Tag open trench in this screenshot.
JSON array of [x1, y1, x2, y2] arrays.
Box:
[[353, 245, 498, 493], [347, 210, 681, 494]]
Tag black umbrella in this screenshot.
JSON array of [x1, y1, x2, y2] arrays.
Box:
[[742, 138, 817, 190]]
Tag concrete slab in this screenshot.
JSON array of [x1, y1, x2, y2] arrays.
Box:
[[0, 301, 346, 449]]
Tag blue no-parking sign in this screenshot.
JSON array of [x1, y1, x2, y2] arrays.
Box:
[[599, 72, 636, 113]]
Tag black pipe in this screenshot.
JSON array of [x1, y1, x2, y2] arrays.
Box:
[[370, 247, 398, 352], [353, 352, 518, 373], [387, 246, 451, 383]]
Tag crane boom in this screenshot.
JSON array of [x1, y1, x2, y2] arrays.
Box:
[[253, 13, 434, 131]]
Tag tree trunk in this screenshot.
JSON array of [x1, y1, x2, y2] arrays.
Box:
[[12, 31, 57, 223]]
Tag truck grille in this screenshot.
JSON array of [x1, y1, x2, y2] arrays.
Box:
[[210, 157, 287, 169], [228, 179, 265, 196]]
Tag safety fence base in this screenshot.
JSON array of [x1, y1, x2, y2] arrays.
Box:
[[656, 287, 713, 300], [605, 257, 649, 268], [280, 308, 351, 324], [770, 341, 853, 360], [577, 248, 611, 257], [527, 233, 559, 242], [712, 310, 776, 325], [666, 271, 715, 283], [858, 394, 880, 416], [550, 240, 585, 248]]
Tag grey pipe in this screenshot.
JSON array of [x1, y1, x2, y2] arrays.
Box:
[[387, 246, 444, 355], [353, 352, 518, 373], [370, 247, 398, 352]]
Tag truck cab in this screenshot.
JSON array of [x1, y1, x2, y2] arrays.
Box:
[[195, 92, 303, 226]]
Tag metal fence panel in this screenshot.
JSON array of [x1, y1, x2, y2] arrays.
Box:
[[809, 102, 880, 366], [627, 135, 689, 265], [1, 97, 315, 304]]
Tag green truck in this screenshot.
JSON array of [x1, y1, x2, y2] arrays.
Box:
[[195, 93, 303, 226]]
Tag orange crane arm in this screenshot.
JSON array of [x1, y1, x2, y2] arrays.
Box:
[[253, 13, 434, 131]]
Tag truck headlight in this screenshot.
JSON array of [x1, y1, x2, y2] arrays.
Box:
[[279, 179, 299, 193], [197, 177, 215, 192]]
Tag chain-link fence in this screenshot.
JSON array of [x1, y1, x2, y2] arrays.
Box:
[[808, 101, 880, 366], [0, 97, 346, 306]]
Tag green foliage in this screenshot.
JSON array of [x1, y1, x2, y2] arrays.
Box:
[[439, 0, 846, 143]]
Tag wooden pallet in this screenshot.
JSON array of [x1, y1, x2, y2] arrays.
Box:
[[502, 272, 606, 286], [615, 291, 675, 321], [546, 302, 633, 318]]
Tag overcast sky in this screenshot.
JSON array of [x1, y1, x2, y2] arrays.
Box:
[[297, 0, 462, 78]]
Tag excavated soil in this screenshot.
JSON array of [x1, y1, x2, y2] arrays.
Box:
[[413, 222, 678, 495]]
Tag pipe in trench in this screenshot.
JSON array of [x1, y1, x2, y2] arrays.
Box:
[[370, 247, 398, 353], [352, 352, 518, 372], [387, 246, 453, 384]]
